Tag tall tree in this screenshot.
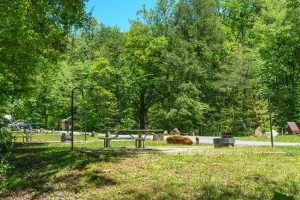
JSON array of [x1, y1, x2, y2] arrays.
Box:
[[0, 0, 89, 104]]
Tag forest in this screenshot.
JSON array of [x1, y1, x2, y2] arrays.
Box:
[[1, 0, 300, 136]]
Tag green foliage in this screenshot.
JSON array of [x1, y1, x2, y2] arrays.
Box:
[[0, 0, 89, 102], [0, 128, 13, 160], [0, 128, 14, 175]]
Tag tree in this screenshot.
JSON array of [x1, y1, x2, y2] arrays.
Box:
[[257, 0, 300, 127], [0, 0, 89, 103], [122, 22, 170, 128]]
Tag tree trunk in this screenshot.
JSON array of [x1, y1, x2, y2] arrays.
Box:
[[44, 113, 48, 128]]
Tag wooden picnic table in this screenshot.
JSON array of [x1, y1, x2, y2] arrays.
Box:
[[99, 129, 163, 148]]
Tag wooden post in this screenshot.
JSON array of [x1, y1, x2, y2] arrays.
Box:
[[138, 131, 142, 148], [104, 138, 110, 148], [196, 137, 199, 145]]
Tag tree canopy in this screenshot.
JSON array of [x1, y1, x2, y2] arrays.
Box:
[[1, 0, 300, 135]]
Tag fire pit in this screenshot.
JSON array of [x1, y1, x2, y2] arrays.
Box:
[[213, 132, 235, 148]]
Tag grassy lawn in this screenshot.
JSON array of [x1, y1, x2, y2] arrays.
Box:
[[13, 132, 98, 143], [1, 141, 300, 199], [236, 134, 300, 143]]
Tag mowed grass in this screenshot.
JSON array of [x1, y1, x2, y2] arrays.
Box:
[[13, 132, 98, 143], [1, 141, 300, 200], [236, 134, 300, 143]]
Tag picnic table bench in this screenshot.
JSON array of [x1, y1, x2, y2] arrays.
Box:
[[99, 129, 163, 148], [21, 128, 34, 143], [22, 132, 33, 143]]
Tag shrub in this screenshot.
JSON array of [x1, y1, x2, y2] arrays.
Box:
[[0, 128, 14, 173]]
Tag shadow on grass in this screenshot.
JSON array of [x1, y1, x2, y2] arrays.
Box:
[[129, 173, 298, 200], [194, 182, 297, 200], [133, 185, 297, 200], [0, 143, 136, 199]]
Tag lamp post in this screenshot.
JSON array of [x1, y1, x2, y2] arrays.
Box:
[[260, 91, 274, 147], [71, 87, 83, 150], [84, 110, 87, 143]]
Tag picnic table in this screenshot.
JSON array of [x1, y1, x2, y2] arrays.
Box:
[[100, 129, 163, 148], [22, 130, 33, 143]]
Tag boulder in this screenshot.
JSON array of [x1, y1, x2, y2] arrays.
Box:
[[254, 127, 263, 137], [163, 130, 169, 135], [172, 128, 181, 135], [265, 130, 279, 138], [166, 135, 193, 145], [91, 131, 98, 137], [153, 133, 164, 141]]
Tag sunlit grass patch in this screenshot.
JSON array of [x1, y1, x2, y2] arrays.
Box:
[[236, 134, 300, 143], [13, 132, 98, 143]]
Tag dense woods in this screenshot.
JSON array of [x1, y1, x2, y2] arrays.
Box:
[[1, 0, 300, 136]]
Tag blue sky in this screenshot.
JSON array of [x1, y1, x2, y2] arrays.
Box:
[[86, 0, 156, 32]]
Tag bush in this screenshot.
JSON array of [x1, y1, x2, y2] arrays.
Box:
[[0, 128, 14, 173], [234, 129, 255, 137]]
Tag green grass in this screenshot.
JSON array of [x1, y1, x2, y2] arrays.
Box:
[[13, 132, 99, 143], [236, 134, 300, 143], [1, 141, 300, 199]]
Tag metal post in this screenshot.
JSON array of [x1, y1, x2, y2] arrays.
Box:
[[71, 87, 83, 151], [139, 132, 142, 148], [84, 110, 87, 143], [268, 94, 274, 147], [23, 126, 26, 143], [260, 91, 274, 148]]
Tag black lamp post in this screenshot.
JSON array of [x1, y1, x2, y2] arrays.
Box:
[[71, 87, 83, 150], [84, 110, 87, 143], [260, 91, 274, 147]]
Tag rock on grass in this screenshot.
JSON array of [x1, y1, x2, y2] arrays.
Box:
[[166, 135, 193, 145]]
